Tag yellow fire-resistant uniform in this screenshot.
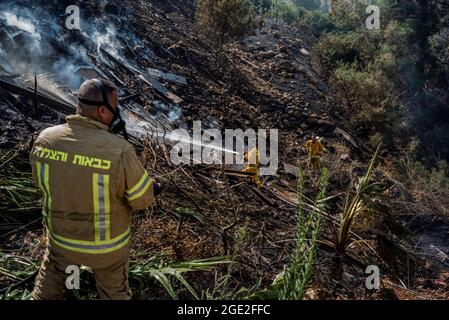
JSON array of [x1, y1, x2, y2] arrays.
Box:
[[305, 139, 326, 170], [30, 115, 155, 300], [242, 148, 263, 188]]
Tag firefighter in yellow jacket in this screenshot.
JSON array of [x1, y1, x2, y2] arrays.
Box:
[[305, 136, 326, 170], [30, 79, 156, 300]]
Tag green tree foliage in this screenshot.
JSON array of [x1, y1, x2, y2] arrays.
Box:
[[276, 0, 301, 24], [389, 0, 449, 160], [273, 0, 335, 32], [314, 0, 449, 159], [195, 0, 257, 45], [292, 0, 321, 10], [247, 0, 273, 14], [248, 169, 329, 300]]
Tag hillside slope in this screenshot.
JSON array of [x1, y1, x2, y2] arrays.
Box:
[[0, 0, 448, 300]]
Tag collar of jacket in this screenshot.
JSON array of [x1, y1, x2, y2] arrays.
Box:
[[66, 115, 111, 132]]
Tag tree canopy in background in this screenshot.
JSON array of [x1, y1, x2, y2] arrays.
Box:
[[195, 0, 449, 161], [195, 0, 257, 45]]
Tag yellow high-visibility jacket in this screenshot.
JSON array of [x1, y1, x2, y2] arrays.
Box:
[[30, 115, 154, 267], [305, 140, 325, 158], [242, 148, 263, 188]]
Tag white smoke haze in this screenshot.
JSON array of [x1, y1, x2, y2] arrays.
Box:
[[0, 2, 149, 86], [0, 1, 184, 124], [92, 25, 122, 55], [0, 6, 78, 89], [0, 3, 138, 91], [168, 107, 182, 122], [0, 11, 41, 40], [28, 73, 77, 107], [0, 3, 115, 93]]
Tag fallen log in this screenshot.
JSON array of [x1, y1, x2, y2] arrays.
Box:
[[100, 47, 184, 105], [249, 186, 276, 207], [0, 78, 75, 115], [138, 74, 184, 105], [224, 169, 257, 177], [148, 68, 188, 86], [119, 92, 141, 103]]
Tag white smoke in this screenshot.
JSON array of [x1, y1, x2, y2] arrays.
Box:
[[0, 1, 185, 136], [29, 74, 77, 107], [0, 11, 41, 41], [168, 106, 182, 122], [91, 25, 122, 55]]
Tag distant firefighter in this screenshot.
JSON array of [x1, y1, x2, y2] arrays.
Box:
[[305, 136, 326, 170], [242, 147, 263, 188]]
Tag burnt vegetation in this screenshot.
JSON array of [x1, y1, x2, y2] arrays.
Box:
[[0, 0, 449, 300]]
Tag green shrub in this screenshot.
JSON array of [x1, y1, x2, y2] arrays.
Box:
[[276, 0, 300, 24], [331, 65, 400, 138], [315, 32, 361, 71], [292, 0, 321, 11], [304, 10, 337, 35], [280, 169, 328, 299], [247, 0, 273, 14], [330, 0, 373, 31], [248, 169, 329, 300], [195, 0, 257, 45]]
